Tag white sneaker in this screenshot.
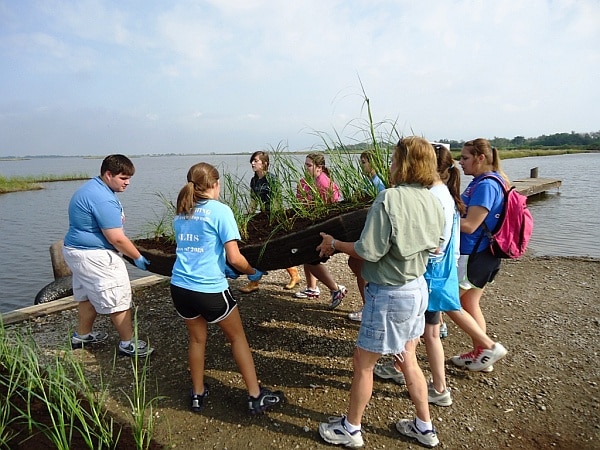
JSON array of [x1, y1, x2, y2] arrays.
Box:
[[71, 331, 109, 349], [396, 418, 439, 447], [348, 308, 363, 322], [450, 349, 477, 367], [439, 322, 448, 338], [319, 415, 364, 448], [118, 340, 154, 357], [468, 343, 507, 371], [427, 382, 453, 407], [373, 360, 405, 385], [294, 287, 320, 299], [329, 285, 347, 309]]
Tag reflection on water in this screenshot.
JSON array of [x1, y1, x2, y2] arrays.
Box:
[[0, 152, 598, 313], [501, 154, 599, 260]]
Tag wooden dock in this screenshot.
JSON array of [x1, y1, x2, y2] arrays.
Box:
[[1, 274, 169, 326], [512, 177, 562, 197]]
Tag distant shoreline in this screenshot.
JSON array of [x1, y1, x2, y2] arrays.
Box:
[[1, 148, 597, 160]]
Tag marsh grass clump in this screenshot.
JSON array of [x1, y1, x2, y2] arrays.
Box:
[[139, 192, 177, 244], [0, 320, 115, 449], [0, 173, 90, 194], [0, 315, 161, 449], [141, 96, 399, 244], [120, 309, 164, 450]]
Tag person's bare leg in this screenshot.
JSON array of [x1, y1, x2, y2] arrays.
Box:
[[307, 263, 338, 291], [303, 264, 318, 290], [185, 316, 208, 394], [446, 308, 494, 350], [76, 300, 98, 335], [460, 287, 487, 334], [423, 323, 446, 393], [346, 347, 380, 427], [348, 257, 365, 304], [110, 309, 134, 341], [397, 338, 431, 423], [219, 308, 260, 397], [285, 267, 301, 289]]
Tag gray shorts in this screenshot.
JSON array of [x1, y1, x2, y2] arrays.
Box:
[[62, 246, 132, 314], [425, 310, 441, 325], [357, 277, 428, 355]]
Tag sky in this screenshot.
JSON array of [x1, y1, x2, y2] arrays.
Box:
[[0, 0, 598, 157]]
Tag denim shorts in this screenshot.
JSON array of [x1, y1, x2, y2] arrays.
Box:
[[356, 276, 428, 355]]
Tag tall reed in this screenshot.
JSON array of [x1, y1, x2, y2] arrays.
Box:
[[0, 318, 116, 449], [142, 94, 403, 243], [120, 308, 163, 450]]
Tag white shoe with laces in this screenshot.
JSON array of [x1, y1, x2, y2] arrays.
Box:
[[118, 340, 154, 357], [396, 418, 439, 447], [427, 382, 453, 407], [319, 415, 364, 448], [468, 343, 507, 371], [294, 287, 320, 299], [329, 285, 347, 309], [373, 360, 405, 385]]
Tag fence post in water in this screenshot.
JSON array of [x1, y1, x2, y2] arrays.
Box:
[[50, 240, 71, 280], [530, 167, 539, 178]]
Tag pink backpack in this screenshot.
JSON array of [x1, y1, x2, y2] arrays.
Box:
[[477, 174, 534, 259]]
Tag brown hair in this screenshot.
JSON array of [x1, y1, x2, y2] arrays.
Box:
[[306, 152, 331, 176], [250, 150, 269, 170], [100, 154, 135, 177], [176, 162, 220, 216], [433, 144, 466, 215], [463, 138, 510, 185], [359, 150, 375, 163], [390, 136, 437, 186]]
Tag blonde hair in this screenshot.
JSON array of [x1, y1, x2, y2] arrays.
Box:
[[176, 162, 220, 216], [463, 138, 510, 185], [390, 136, 438, 186]]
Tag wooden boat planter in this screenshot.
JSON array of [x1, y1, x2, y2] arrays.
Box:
[[128, 206, 370, 276]]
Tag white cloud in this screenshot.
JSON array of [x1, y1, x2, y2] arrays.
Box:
[[0, 0, 598, 156]]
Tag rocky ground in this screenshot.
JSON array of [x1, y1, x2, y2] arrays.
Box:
[[9, 254, 600, 449]]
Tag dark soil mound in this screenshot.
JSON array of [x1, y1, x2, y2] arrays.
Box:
[[131, 204, 370, 275]]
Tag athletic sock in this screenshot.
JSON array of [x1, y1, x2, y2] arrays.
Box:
[[415, 417, 433, 433], [120, 340, 131, 348], [343, 417, 361, 433]]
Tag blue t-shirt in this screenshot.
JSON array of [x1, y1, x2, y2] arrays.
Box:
[[371, 174, 386, 193], [64, 176, 124, 250], [170, 199, 241, 293], [460, 172, 505, 254], [362, 173, 386, 195]]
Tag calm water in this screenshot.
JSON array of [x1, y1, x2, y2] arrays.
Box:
[[1, 152, 598, 313]]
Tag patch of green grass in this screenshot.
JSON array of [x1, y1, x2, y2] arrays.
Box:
[[0, 173, 89, 194], [0, 315, 158, 449]]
